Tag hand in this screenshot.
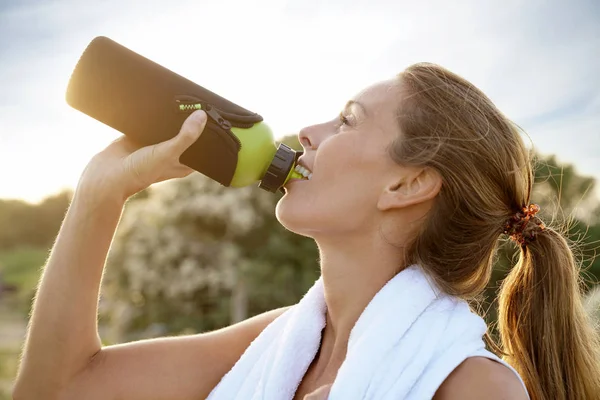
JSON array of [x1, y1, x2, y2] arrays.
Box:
[[78, 110, 207, 203], [304, 384, 332, 400]]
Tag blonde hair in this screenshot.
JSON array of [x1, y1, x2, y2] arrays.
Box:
[[392, 63, 600, 400]]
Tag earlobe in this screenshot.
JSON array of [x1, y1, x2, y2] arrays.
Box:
[[377, 167, 442, 211]]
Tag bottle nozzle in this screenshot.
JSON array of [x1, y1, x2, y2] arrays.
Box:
[[287, 169, 305, 181]]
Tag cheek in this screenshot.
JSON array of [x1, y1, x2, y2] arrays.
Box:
[[275, 136, 387, 234], [275, 174, 378, 235]]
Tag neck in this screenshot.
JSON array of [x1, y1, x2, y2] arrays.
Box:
[[315, 233, 407, 365]]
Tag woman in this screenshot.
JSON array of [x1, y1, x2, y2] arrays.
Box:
[[13, 64, 600, 400]]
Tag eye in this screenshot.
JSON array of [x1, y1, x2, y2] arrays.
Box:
[[339, 112, 350, 126]]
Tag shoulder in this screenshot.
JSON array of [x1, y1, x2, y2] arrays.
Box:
[[433, 356, 528, 400]]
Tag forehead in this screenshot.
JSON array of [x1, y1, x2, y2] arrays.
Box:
[[352, 79, 401, 141], [353, 79, 400, 119]]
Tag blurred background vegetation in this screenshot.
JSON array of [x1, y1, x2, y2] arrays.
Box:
[[1, 139, 599, 398]]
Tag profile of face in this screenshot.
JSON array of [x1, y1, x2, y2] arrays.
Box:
[[276, 79, 440, 242]]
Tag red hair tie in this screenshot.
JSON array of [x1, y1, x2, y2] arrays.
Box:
[[503, 204, 545, 246]]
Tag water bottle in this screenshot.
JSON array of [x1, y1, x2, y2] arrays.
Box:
[[65, 36, 306, 193]]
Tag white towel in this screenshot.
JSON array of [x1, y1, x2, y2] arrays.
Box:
[[208, 264, 529, 399]]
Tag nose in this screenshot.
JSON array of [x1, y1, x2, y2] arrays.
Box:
[[298, 126, 313, 150], [298, 122, 329, 151]]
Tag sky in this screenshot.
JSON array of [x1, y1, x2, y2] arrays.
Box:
[[0, 0, 599, 203]]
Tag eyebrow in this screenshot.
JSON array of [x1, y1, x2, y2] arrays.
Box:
[[345, 100, 367, 116]]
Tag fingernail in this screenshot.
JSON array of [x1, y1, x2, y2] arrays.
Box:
[[194, 110, 207, 122]]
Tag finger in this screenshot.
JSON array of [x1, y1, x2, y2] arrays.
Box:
[[165, 110, 207, 155]]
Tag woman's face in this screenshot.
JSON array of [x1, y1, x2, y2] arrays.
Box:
[[276, 79, 408, 238]]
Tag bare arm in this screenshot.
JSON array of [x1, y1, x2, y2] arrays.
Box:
[[13, 191, 123, 399], [14, 191, 284, 399], [14, 188, 284, 400], [61, 306, 288, 400], [13, 110, 287, 399]]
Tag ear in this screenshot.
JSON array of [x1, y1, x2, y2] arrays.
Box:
[[377, 166, 442, 211]]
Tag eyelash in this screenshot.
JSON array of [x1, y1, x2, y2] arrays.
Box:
[[339, 113, 350, 126]]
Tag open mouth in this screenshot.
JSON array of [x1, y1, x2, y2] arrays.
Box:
[[294, 164, 313, 180]]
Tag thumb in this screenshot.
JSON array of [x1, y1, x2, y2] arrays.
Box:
[[166, 110, 208, 155]]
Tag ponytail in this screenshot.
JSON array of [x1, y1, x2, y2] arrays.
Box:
[[498, 226, 600, 399], [393, 63, 600, 399]]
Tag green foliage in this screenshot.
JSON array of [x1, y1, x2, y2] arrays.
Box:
[[584, 285, 600, 334], [0, 247, 46, 290], [0, 348, 17, 400], [0, 190, 71, 314], [0, 191, 71, 251], [533, 154, 596, 212], [0, 342, 19, 399], [0, 348, 17, 398], [0, 247, 47, 315], [0, 300, 26, 399]]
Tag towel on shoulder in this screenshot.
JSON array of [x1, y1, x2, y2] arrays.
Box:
[[208, 264, 528, 400]]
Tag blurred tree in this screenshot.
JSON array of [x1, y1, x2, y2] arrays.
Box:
[[584, 285, 600, 334], [0, 190, 72, 250], [101, 136, 319, 341], [529, 153, 599, 281], [532, 154, 596, 214], [0, 191, 72, 314]]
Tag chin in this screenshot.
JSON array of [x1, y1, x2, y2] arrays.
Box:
[[275, 193, 315, 237]]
